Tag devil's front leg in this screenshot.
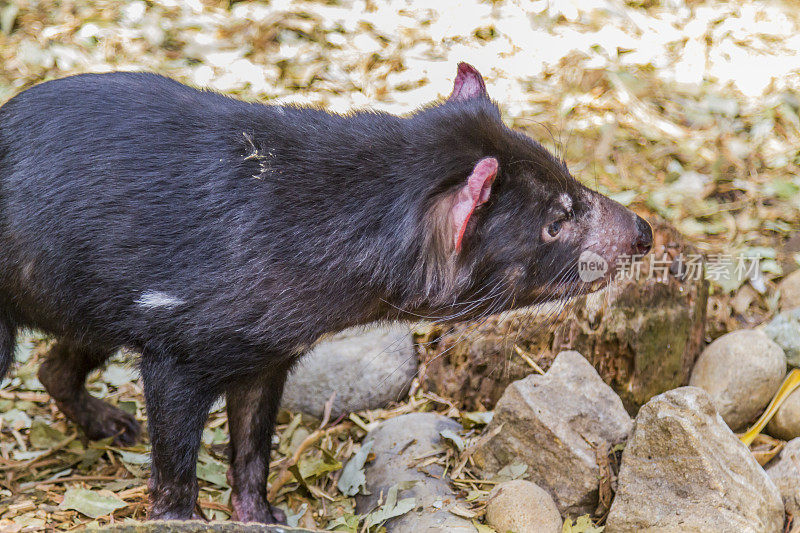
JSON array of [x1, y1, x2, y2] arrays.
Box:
[[140, 354, 218, 520], [225, 361, 291, 524]]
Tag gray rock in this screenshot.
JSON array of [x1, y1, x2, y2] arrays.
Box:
[[764, 308, 800, 368], [473, 350, 633, 516], [355, 413, 476, 532], [779, 270, 800, 310], [767, 387, 800, 440], [689, 329, 786, 430], [486, 480, 562, 533], [766, 438, 800, 519], [606, 387, 784, 533], [282, 325, 418, 418]]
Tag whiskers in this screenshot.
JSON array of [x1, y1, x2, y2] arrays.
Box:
[[378, 258, 592, 407], [374, 277, 516, 398], [377, 276, 509, 323]]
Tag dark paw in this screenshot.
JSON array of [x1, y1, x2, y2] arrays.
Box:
[[76, 398, 142, 446], [231, 494, 286, 524], [269, 505, 287, 525], [148, 509, 196, 521]]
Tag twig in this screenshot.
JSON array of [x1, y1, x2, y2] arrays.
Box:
[[267, 422, 352, 501], [319, 392, 336, 430], [513, 344, 545, 374], [0, 434, 78, 471], [0, 391, 50, 402], [199, 499, 232, 513], [20, 474, 122, 491], [450, 478, 500, 485], [450, 423, 503, 480], [117, 485, 148, 499], [194, 501, 210, 522]]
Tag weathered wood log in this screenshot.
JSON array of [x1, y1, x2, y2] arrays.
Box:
[[92, 520, 318, 533], [417, 220, 708, 413]]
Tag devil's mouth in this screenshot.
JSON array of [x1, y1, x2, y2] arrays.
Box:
[[542, 274, 613, 301]]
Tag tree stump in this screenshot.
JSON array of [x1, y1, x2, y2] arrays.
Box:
[[416, 220, 708, 413]]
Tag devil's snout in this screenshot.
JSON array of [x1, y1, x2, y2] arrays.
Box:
[[632, 215, 653, 255]]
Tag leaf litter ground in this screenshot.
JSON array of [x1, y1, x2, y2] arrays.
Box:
[[1, 0, 800, 531]]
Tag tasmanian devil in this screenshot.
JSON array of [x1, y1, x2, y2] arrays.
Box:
[[0, 63, 652, 522]]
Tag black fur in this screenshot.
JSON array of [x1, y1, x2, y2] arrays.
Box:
[[0, 67, 650, 521]]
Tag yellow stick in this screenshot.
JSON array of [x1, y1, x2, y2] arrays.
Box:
[[740, 368, 800, 447]]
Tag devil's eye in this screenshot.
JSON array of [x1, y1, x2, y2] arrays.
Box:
[[547, 220, 563, 237]]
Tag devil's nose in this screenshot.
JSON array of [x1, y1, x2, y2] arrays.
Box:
[[633, 216, 653, 255]]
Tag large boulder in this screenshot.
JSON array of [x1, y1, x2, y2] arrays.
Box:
[[355, 413, 475, 532], [763, 308, 800, 368], [282, 325, 418, 418], [766, 387, 800, 440], [485, 480, 562, 533], [689, 329, 786, 430], [778, 269, 800, 310], [778, 233, 800, 278], [765, 438, 800, 520], [418, 220, 708, 413], [606, 387, 784, 533], [473, 351, 633, 516]]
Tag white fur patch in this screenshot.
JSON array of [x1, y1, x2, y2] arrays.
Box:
[[136, 291, 185, 309], [558, 193, 573, 213]]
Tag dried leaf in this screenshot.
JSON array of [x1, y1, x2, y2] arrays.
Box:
[[364, 483, 416, 527], [196, 458, 229, 488], [440, 429, 465, 452], [29, 419, 66, 449], [473, 522, 498, 533], [491, 462, 528, 482], [297, 451, 342, 481], [59, 488, 126, 518], [461, 411, 494, 429], [116, 449, 150, 465], [448, 503, 479, 518], [102, 365, 139, 387], [562, 515, 604, 533], [337, 440, 373, 496]]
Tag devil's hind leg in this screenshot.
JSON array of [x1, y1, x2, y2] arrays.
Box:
[[38, 340, 140, 445]]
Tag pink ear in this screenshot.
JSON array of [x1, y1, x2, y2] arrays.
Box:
[[448, 62, 489, 102], [452, 157, 499, 252]]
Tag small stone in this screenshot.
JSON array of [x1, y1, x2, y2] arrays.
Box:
[[778, 270, 800, 310], [763, 308, 800, 368], [355, 413, 475, 532], [473, 350, 633, 516], [486, 480, 562, 533], [282, 325, 418, 418], [606, 387, 784, 533], [766, 438, 800, 519], [689, 329, 786, 430], [766, 387, 800, 440]]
